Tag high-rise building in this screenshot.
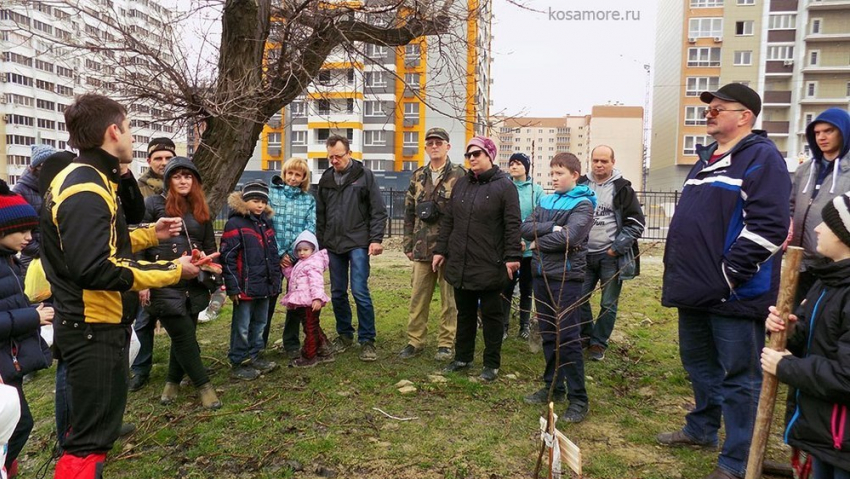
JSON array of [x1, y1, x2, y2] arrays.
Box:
[[258, 0, 493, 180], [1, 0, 178, 183], [648, 0, 850, 191]]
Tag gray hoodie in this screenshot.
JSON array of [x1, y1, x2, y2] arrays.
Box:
[[586, 169, 622, 253]]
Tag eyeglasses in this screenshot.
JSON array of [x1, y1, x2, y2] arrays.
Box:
[[703, 107, 747, 118], [464, 150, 486, 160], [425, 140, 445, 147], [328, 153, 348, 161]]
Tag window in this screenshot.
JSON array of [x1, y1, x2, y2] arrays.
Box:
[[846, 82, 850, 97], [56, 85, 73, 96], [5, 94, 33, 107], [403, 131, 418, 147], [8, 73, 33, 86], [688, 47, 721, 67], [735, 20, 754, 36], [290, 101, 306, 117], [737, 0, 754, 4], [364, 130, 386, 146], [317, 129, 330, 142], [56, 65, 73, 78], [316, 99, 330, 115], [36, 99, 54, 110], [365, 71, 386, 87], [33, 19, 52, 35], [811, 19, 821, 34], [804, 113, 814, 127], [267, 132, 281, 145], [37, 119, 55, 129], [365, 44, 388, 57], [291, 130, 307, 146], [810, 50, 819, 66], [317, 70, 331, 86], [3, 52, 32, 67], [683, 135, 712, 155], [691, 0, 723, 6], [36, 79, 54, 91], [403, 102, 419, 119], [404, 43, 420, 58], [806, 81, 817, 98], [345, 98, 354, 113], [404, 73, 420, 89], [7, 115, 34, 127], [5, 135, 36, 146], [685, 106, 708, 125], [346, 69, 354, 85], [686, 77, 720, 96], [266, 161, 281, 171], [688, 18, 723, 38], [734, 51, 752, 66], [35, 59, 53, 72], [364, 100, 385, 117], [767, 45, 794, 60], [768, 14, 796, 30]]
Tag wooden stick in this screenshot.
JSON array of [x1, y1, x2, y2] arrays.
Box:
[[548, 402, 555, 479], [745, 246, 803, 479]]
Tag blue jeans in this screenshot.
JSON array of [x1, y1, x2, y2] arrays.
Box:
[[131, 307, 155, 377], [579, 252, 622, 349], [328, 248, 376, 343], [228, 298, 270, 366], [813, 457, 850, 479], [55, 360, 70, 448], [678, 309, 764, 477], [535, 279, 587, 405]]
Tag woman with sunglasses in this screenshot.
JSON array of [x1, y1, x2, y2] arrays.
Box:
[[433, 136, 522, 382]]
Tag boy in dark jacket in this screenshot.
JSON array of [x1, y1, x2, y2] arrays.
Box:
[[762, 193, 850, 477], [221, 180, 282, 380], [520, 153, 596, 423]]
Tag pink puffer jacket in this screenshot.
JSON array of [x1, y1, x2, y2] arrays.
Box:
[[281, 246, 330, 309]]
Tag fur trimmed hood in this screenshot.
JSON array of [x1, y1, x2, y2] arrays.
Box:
[[228, 191, 274, 218]]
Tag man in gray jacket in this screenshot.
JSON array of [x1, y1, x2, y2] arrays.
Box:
[[790, 107, 850, 304]]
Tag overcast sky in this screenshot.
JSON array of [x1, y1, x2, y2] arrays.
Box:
[[490, 0, 658, 117]]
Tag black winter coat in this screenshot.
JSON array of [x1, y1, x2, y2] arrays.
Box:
[[316, 160, 387, 254], [778, 259, 850, 469], [142, 194, 216, 318], [0, 249, 51, 382], [220, 193, 282, 299], [434, 166, 522, 291]]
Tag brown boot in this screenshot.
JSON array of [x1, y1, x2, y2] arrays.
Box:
[[160, 382, 179, 405], [198, 383, 221, 410]]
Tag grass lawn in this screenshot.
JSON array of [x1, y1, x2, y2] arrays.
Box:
[[18, 242, 793, 478]]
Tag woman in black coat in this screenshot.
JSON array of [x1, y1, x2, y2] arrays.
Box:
[[141, 157, 220, 409]]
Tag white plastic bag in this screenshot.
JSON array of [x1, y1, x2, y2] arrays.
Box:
[[0, 383, 21, 479], [39, 324, 54, 348], [129, 329, 140, 367]]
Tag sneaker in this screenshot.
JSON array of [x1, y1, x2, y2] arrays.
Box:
[[562, 402, 589, 423], [332, 335, 354, 354], [588, 344, 606, 361], [231, 364, 261, 381], [434, 347, 453, 361], [118, 423, 136, 437], [704, 467, 743, 479], [518, 325, 530, 340], [656, 429, 718, 449], [359, 341, 377, 362], [292, 356, 320, 368], [128, 373, 149, 392], [443, 360, 472, 373], [479, 367, 499, 382], [398, 344, 422, 360], [317, 353, 335, 364], [251, 357, 278, 373], [523, 388, 566, 405], [285, 349, 301, 360]]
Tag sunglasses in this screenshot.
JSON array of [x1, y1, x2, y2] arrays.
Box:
[[702, 107, 746, 118], [464, 150, 486, 160], [425, 140, 445, 147]]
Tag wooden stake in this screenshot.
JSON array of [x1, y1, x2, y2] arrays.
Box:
[[548, 402, 555, 479], [745, 246, 803, 479]]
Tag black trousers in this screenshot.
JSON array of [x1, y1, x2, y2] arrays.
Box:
[[159, 309, 209, 387], [263, 293, 301, 352], [5, 381, 32, 469], [54, 320, 129, 456], [501, 256, 533, 331], [454, 288, 504, 369]]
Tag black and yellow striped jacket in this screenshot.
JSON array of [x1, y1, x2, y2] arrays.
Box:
[[40, 148, 183, 325]]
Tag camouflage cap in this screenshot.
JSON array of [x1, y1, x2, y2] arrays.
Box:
[[425, 128, 450, 142]]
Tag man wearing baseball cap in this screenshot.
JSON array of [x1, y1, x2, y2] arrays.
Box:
[[399, 128, 465, 361], [658, 83, 791, 479]]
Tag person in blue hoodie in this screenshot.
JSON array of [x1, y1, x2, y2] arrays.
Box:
[[501, 152, 544, 340], [790, 107, 850, 306], [658, 83, 791, 479], [520, 152, 595, 424]]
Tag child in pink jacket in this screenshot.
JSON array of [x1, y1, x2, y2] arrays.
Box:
[[282, 231, 333, 367]]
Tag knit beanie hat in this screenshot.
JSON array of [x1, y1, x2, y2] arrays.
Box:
[[465, 136, 497, 163], [822, 193, 850, 248], [0, 180, 38, 236], [242, 180, 269, 202], [30, 144, 57, 169], [163, 157, 202, 185], [509, 153, 531, 175], [147, 137, 176, 158]]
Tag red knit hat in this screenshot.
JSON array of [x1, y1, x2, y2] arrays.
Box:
[[0, 180, 38, 236]]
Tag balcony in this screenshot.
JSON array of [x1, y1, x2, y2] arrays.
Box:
[[771, 0, 798, 10], [763, 90, 792, 105], [802, 65, 850, 73], [766, 61, 794, 75], [805, 32, 850, 42], [403, 147, 418, 156], [763, 121, 790, 135], [799, 97, 850, 106], [767, 30, 796, 43], [808, 0, 850, 10]]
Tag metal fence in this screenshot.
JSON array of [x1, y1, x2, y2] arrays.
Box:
[[214, 189, 681, 241]]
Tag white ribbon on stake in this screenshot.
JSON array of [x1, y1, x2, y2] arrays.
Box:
[[539, 415, 562, 478]]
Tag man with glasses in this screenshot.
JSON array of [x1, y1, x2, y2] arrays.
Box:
[[658, 83, 791, 479], [399, 128, 465, 361], [316, 135, 387, 361]]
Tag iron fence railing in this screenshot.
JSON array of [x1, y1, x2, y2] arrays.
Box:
[[214, 189, 681, 241]]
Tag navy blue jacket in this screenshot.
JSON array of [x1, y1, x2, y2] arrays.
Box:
[[662, 131, 791, 319], [0, 249, 51, 382], [220, 193, 282, 300]]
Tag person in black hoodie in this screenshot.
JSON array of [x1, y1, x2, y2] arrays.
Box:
[[433, 136, 521, 382], [762, 192, 850, 478], [141, 157, 221, 409]]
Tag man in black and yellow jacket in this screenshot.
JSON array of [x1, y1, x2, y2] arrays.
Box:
[[40, 93, 199, 478]]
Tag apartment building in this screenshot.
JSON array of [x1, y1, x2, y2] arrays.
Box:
[[649, 0, 850, 191], [1, 0, 179, 183], [258, 0, 493, 180]]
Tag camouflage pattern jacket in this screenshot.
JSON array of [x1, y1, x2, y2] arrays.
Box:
[[403, 158, 466, 261]]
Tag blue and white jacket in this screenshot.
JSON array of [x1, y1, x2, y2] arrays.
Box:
[[662, 131, 791, 319], [268, 176, 316, 259], [521, 185, 596, 283]]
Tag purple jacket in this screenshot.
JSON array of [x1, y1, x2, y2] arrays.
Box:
[[281, 231, 330, 309]]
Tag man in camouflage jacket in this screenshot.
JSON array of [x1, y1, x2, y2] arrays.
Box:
[[399, 128, 466, 361]]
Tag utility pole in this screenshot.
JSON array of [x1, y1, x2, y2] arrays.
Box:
[[642, 63, 651, 192]]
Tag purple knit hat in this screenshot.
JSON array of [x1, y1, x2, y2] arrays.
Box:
[[465, 136, 497, 162]]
